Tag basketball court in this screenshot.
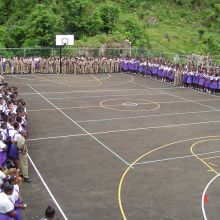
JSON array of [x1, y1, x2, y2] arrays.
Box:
[[6, 73, 220, 220]]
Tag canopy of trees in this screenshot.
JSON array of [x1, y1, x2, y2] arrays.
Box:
[[0, 0, 220, 54]]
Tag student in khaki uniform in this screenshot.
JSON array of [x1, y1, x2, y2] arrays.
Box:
[[5, 60, 11, 74], [110, 58, 114, 73], [0, 59, 3, 75], [99, 58, 104, 73], [52, 58, 56, 74], [75, 58, 80, 74], [17, 131, 31, 183], [24, 59, 29, 74], [92, 59, 98, 74], [20, 58, 25, 74], [48, 58, 53, 74], [114, 58, 119, 73], [73, 58, 78, 74], [55, 58, 60, 74], [174, 64, 182, 87], [106, 59, 111, 73], [45, 58, 49, 74], [81, 59, 86, 74], [66, 58, 70, 74], [104, 58, 109, 73], [69, 58, 74, 74], [62, 58, 67, 74], [31, 58, 35, 74]]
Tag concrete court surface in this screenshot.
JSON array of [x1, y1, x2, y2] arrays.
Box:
[[5, 73, 220, 220]]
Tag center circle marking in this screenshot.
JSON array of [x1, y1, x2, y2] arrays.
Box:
[[100, 98, 160, 112], [121, 102, 138, 107]]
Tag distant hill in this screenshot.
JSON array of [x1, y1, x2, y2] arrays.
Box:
[[0, 0, 220, 56]]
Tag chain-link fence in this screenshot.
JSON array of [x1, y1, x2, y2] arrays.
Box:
[[0, 47, 219, 65]]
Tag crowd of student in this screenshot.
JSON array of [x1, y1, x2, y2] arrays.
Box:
[[0, 82, 31, 220], [0, 57, 121, 74], [120, 58, 220, 94], [0, 82, 60, 220]]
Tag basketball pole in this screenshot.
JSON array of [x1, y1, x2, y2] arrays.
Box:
[[59, 46, 62, 74]]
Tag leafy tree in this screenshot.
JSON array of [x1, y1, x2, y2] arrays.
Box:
[[121, 15, 144, 45], [99, 4, 120, 34], [0, 0, 13, 24], [203, 33, 220, 53], [87, 11, 104, 36], [24, 4, 64, 47], [62, 0, 93, 38]]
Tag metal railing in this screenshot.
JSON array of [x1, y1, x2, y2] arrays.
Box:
[[0, 47, 219, 65]]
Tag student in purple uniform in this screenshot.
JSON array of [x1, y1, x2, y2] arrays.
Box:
[[8, 123, 21, 169], [209, 73, 218, 94]]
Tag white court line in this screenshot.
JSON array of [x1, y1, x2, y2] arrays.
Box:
[[88, 120, 220, 135], [27, 119, 220, 142], [27, 133, 88, 141], [28, 84, 129, 165], [12, 75, 45, 82], [134, 150, 220, 166], [27, 154, 69, 220], [76, 110, 218, 123], [47, 92, 164, 100], [132, 82, 219, 111], [202, 174, 220, 220], [19, 88, 157, 96]]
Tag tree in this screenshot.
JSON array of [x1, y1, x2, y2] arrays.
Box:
[[62, 0, 93, 38], [24, 4, 64, 47], [203, 33, 220, 53], [121, 15, 145, 45], [87, 11, 104, 36], [0, 0, 13, 24], [99, 4, 120, 34]]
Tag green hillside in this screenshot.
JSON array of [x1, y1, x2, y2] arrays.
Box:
[[0, 0, 220, 55]]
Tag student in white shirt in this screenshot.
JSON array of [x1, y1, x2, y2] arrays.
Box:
[[8, 123, 21, 169], [0, 134, 7, 167], [0, 168, 6, 187], [0, 182, 17, 219]]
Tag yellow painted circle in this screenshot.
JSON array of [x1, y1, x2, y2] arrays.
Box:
[[118, 135, 220, 220], [100, 98, 160, 112]]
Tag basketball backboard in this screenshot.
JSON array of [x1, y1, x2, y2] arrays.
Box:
[[56, 35, 74, 46]]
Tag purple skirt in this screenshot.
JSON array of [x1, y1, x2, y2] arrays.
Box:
[[198, 78, 205, 86], [168, 73, 174, 80], [139, 66, 144, 73], [194, 76, 200, 85], [0, 213, 14, 220], [210, 81, 218, 89], [187, 76, 193, 84], [0, 151, 7, 166], [8, 144, 19, 160], [15, 200, 21, 220], [204, 80, 210, 88], [182, 75, 187, 83], [158, 70, 163, 77]]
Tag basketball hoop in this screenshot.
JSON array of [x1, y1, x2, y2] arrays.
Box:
[[56, 35, 74, 74]]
